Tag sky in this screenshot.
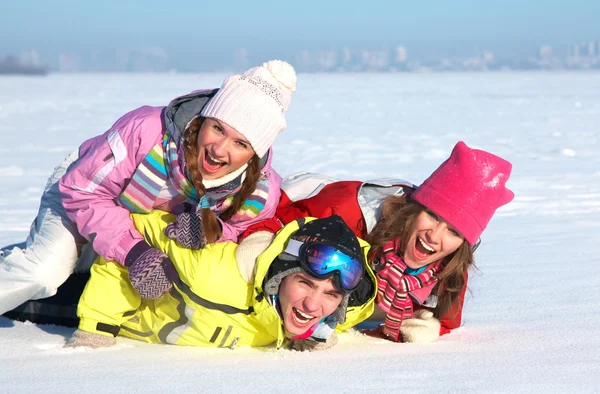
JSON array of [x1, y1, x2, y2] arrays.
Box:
[[2, 0, 600, 62], [1, 71, 599, 392]]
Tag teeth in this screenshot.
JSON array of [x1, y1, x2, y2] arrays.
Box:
[[418, 237, 435, 253], [207, 152, 224, 164], [294, 308, 315, 322]]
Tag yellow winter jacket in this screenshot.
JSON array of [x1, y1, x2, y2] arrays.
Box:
[[77, 211, 376, 349]]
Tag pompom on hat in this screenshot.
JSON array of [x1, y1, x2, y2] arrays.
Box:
[[200, 60, 297, 158], [410, 141, 515, 246]]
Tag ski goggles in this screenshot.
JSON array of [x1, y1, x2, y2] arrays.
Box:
[[283, 238, 365, 292]]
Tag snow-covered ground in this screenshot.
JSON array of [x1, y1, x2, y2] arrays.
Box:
[[1, 72, 599, 393]]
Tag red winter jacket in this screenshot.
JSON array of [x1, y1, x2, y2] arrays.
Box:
[[241, 180, 466, 336]]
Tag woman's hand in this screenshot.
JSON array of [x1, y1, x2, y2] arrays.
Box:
[[125, 241, 178, 299], [400, 309, 441, 343], [164, 203, 206, 250]]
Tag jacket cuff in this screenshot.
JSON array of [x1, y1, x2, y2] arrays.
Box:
[[124, 240, 152, 268], [113, 229, 146, 266]]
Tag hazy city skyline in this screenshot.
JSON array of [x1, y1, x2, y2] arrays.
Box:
[[3, 1, 600, 56], [4, 38, 600, 74]]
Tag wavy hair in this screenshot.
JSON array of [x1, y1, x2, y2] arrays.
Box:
[[365, 194, 475, 319], [182, 117, 262, 243]]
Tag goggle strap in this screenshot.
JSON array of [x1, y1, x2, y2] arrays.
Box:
[[283, 238, 303, 258]]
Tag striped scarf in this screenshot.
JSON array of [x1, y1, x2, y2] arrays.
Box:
[[210, 178, 270, 224], [119, 134, 195, 212], [118, 133, 267, 223], [375, 239, 442, 342]]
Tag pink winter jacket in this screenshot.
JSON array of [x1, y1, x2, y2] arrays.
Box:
[[58, 97, 282, 266]]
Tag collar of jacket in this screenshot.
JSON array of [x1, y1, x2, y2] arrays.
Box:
[[335, 240, 378, 333], [356, 179, 416, 233], [251, 217, 379, 338], [250, 218, 307, 349]]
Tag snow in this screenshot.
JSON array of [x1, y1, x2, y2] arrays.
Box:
[[1, 71, 600, 393]]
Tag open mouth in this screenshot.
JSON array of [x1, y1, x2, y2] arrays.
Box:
[[202, 150, 227, 173], [292, 307, 316, 325], [413, 236, 436, 261]]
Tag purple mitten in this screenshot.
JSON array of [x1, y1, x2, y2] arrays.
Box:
[[125, 241, 178, 299], [164, 203, 207, 250]]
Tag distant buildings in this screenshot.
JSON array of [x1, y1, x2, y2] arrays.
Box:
[[545, 41, 600, 70], [291, 41, 600, 72], [56, 46, 170, 73], [0, 54, 48, 75], [3, 40, 600, 74]]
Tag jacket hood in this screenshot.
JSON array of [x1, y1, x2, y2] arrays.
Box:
[[251, 217, 378, 332], [252, 218, 310, 298], [164, 89, 217, 142]]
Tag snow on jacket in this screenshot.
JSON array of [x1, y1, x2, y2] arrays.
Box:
[[241, 175, 467, 336], [59, 90, 282, 266], [76, 211, 377, 348]]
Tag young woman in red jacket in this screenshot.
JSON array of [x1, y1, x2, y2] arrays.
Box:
[[237, 141, 514, 343]]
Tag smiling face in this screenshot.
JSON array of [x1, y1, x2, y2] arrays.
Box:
[[403, 210, 466, 269], [195, 117, 255, 180], [278, 272, 344, 336]]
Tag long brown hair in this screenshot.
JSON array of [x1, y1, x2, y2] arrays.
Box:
[[364, 194, 475, 320], [182, 116, 262, 243]]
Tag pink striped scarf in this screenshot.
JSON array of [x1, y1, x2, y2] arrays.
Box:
[[375, 239, 442, 342]]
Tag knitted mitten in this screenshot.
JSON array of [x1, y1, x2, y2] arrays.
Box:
[[400, 309, 441, 343], [235, 231, 276, 283], [289, 331, 338, 352], [65, 330, 116, 349], [125, 241, 177, 299], [164, 203, 206, 250]]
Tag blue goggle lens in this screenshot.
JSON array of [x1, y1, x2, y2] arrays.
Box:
[[284, 238, 365, 292], [302, 243, 364, 291]]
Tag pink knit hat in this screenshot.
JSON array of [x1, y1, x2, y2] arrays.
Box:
[[410, 141, 514, 246]]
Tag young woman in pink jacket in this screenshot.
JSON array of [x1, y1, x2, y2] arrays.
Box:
[[0, 60, 297, 314]]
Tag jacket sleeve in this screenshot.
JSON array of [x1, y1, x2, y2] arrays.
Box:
[[130, 211, 239, 292], [238, 190, 295, 240], [218, 169, 283, 242], [58, 106, 164, 265], [438, 270, 468, 336], [241, 181, 367, 241], [130, 211, 199, 281], [77, 255, 142, 334]]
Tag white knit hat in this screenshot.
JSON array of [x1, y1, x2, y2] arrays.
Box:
[[200, 60, 297, 158]]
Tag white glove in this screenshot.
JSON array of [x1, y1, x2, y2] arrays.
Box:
[[235, 231, 275, 283], [65, 329, 116, 349], [290, 331, 338, 352], [400, 309, 441, 343]]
